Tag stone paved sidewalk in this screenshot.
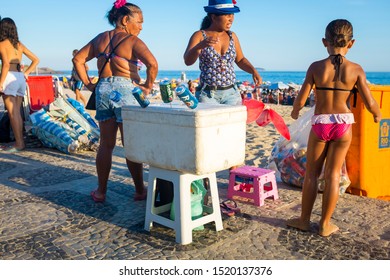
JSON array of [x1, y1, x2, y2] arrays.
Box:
[[1, 144, 389, 260]]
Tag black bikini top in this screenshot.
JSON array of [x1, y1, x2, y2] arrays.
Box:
[[315, 86, 354, 92], [9, 59, 21, 72], [316, 54, 355, 92]]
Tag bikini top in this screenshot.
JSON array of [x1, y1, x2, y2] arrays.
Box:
[[96, 32, 137, 64], [316, 54, 355, 92], [9, 59, 21, 72], [315, 86, 354, 92]]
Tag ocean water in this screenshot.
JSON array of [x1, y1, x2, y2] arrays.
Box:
[[58, 70, 390, 85]]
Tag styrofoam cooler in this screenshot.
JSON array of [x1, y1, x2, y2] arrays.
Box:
[[122, 101, 247, 174]]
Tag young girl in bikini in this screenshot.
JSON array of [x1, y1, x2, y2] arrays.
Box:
[[287, 19, 382, 237]]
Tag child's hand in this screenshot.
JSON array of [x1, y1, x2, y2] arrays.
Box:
[[291, 109, 299, 120], [374, 113, 382, 123]]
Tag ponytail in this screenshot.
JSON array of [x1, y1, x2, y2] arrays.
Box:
[[200, 15, 212, 30]]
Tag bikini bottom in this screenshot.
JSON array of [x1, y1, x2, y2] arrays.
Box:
[[311, 113, 354, 141]]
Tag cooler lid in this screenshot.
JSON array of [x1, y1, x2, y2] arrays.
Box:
[[122, 101, 247, 127]]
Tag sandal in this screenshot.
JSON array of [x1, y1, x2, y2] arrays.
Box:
[[220, 202, 235, 217], [91, 190, 106, 203], [0, 145, 9, 151], [221, 199, 241, 214], [134, 188, 147, 201], [2, 146, 24, 153]]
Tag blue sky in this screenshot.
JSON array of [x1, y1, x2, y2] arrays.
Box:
[[2, 0, 390, 71]]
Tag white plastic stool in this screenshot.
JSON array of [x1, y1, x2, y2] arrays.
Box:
[[145, 166, 223, 245]]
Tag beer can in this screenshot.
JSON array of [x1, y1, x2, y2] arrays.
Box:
[[109, 90, 122, 108], [175, 85, 198, 109], [132, 87, 150, 108], [159, 79, 174, 103]]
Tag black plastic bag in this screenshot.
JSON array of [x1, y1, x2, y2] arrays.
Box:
[[85, 89, 96, 110], [0, 111, 12, 143]]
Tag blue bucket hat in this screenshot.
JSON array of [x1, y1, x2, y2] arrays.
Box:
[[204, 0, 240, 14]]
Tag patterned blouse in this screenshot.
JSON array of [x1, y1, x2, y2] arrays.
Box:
[[199, 30, 236, 87]]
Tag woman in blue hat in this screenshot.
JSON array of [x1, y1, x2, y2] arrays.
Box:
[[184, 0, 261, 105]]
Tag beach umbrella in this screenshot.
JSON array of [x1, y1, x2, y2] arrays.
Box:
[[268, 82, 289, 90], [287, 82, 300, 90]]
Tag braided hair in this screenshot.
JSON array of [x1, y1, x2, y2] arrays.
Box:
[[325, 19, 353, 48]]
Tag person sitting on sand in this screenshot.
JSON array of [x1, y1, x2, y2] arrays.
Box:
[[286, 19, 381, 237], [0, 17, 39, 153]]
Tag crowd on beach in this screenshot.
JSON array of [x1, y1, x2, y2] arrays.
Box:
[[0, 0, 382, 240], [61, 75, 311, 107]]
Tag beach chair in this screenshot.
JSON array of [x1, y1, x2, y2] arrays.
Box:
[[23, 76, 56, 117]]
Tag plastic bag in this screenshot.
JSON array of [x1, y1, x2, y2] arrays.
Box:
[[243, 98, 290, 140], [318, 161, 351, 195], [256, 109, 272, 126], [0, 111, 13, 143], [268, 106, 350, 194], [170, 179, 207, 231], [268, 107, 313, 187]]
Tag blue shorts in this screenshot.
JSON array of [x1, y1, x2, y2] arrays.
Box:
[[95, 76, 137, 123], [72, 80, 84, 91], [195, 84, 241, 105]]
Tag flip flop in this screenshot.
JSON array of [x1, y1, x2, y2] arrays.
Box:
[[220, 202, 235, 217], [91, 190, 106, 203], [221, 199, 241, 214], [2, 147, 24, 153], [134, 188, 147, 201]]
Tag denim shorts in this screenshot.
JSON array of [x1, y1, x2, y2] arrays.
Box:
[[95, 76, 137, 123], [72, 80, 83, 91], [195, 84, 241, 105]]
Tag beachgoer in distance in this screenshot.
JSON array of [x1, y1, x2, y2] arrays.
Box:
[[184, 0, 261, 105], [71, 49, 88, 106], [0, 17, 39, 152], [287, 19, 382, 237], [188, 80, 196, 94], [72, 1, 158, 202]]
